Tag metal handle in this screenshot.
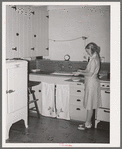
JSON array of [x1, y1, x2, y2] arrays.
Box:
[[77, 83, 81, 85], [76, 108, 80, 110], [12, 47, 17, 51], [31, 47, 35, 50], [105, 91, 110, 94], [77, 90, 81, 92], [16, 33, 19, 36], [77, 99, 81, 102], [6, 90, 15, 94], [104, 110, 110, 113]]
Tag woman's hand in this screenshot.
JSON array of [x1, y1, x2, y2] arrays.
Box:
[[77, 69, 82, 72], [73, 71, 81, 76]]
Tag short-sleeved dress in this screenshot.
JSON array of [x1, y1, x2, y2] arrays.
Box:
[[83, 52, 101, 110]]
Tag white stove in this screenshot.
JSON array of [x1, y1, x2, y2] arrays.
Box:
[[95, 81, 110, 128]]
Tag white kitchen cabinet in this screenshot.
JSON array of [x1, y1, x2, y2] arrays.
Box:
[[69, 82, 87, 121], [27, 6, 36, 57], [29, 74, 70, 119], [27, 6, 49, 57], [18, 5, 29, 58], [6, 5, 30, 59], [6, 5, 49, 59], [29, 74, 87, 122], [38, 6, 49, 56], [6, 60, 28, 140], [6, 5, 19, 59]]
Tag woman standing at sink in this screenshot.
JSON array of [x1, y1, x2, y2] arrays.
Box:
[[73, 42, 101, 130]]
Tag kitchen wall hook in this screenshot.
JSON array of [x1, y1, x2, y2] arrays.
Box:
[[12, 47, 17, 51], [82, 36, 87, 40], [31, 47, 35, 51], [46, 15, 49, 18], [11, 5, 17, 11], [6, 90, 15, 94], [16, 33, 19, 36], [31, 11, 35, 15]]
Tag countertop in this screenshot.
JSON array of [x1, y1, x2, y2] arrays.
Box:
[[29, 71, 110, 83]]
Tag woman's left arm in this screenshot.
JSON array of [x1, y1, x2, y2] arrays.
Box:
[[80, 59, 97, 76], [73, 69, 93, 76]]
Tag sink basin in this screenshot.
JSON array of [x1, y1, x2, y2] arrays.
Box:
[[51, 72, 73, 76]]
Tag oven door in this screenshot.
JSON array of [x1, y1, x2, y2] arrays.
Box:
[[100, 89, 110, 109], [96, 108, 110, 122]]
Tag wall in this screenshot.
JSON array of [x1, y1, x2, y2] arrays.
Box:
[[29, 59, 110, 73], [44, 5, 110, 62]]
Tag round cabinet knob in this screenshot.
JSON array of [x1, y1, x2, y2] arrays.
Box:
[[77, 90, 81, 92], [39, 90, 41, 92], [77, 99, 81, 102], [16, 33, 19, 36]]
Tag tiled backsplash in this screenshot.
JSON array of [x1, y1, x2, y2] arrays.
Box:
[[29, 59, 110, 73]]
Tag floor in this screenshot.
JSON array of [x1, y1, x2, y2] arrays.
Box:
[[6, 114, 110, 144]]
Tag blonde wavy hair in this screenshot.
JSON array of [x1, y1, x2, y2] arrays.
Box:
[[85, 42, 100, 55]]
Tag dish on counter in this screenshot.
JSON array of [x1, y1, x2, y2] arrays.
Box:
[[72, 79, 81, 82], [31, 69, 41, 72], [51, 72, 73, 76], [71, 77, 81, 82]]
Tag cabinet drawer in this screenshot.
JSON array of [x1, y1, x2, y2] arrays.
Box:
[[70, 82, 84, 87], [70, 86, 84, 96], [70, 105, 87, 121], [96, 108, 110, 122], [70, 95, 84, 107]]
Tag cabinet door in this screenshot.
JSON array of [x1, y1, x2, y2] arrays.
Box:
[[30, 6, 36, 57], [11, 6, 20, 58], [96, 108, 110, 122], [21, 6, 29, 57], [17, 5, 26, 58], [6, 66, 27, 114], [37, 6, 49, 56], [6, 5, 19, 58], [26, 6, 33, 57], [100, 90, 110, 109], [6, 5, 12, 59]]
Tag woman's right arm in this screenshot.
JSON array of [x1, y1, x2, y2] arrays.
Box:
[[77, 69, 88, 73]]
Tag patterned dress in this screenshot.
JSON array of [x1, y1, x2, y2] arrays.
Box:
[[83, 52, 101, 110]]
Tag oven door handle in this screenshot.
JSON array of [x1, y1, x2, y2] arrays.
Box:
[[104, 110, 110, 113], [105, 91, 110, 94]]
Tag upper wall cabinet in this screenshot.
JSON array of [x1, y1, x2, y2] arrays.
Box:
[[6, 5, 49, 59], [6, 5, 20, 58], [34, 6, 49, 56]]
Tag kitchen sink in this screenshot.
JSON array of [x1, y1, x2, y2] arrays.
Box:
[[51, 71, 73, 76]]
